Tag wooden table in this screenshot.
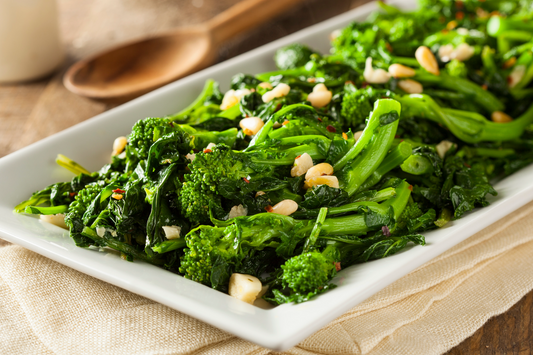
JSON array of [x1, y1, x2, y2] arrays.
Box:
[[0, 0, 531, 353]]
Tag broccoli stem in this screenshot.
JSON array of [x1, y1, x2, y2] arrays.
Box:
[[189, 127, 238, 149], [358, 141, 412, 191], [458, 147, 515, 158], [487, 16, 533, 37], [398, 94, 533, 143], [152, 239, 187, 254], [14, 186, 52, 213], [434, 208, 453, 228], [81, 227, 165, 265], [56, 154, 91, 176], [277, 135, 331, 147], [351, 187, 397, 203], [268, 120, 321, 139], [339, 99, 401, 196], [248, 143, 325, 165], [334, 99, 398, 171], [400, 155, 434, 175], [292, 188, 397, 219], [25, 205, 68, 215], [218, 103, 242, 119], [413, 71, 504, 113], [303, 207, 328, 252], [168, 79, 217, 121], [318, 180, 411, 235], [244, 116, 275, 152]]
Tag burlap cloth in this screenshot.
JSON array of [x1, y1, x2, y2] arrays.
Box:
[[1, 199, 533, 355]]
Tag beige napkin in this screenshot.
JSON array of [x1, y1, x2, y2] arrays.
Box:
[[1, 201, 533, 355]]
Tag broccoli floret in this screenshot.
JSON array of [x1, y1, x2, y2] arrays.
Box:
[[179, 225, 234, 285], [396, 202, 424, 231], [341, 86, 394, 128], [281, 251, 336, 294], [341, 88, 373, 128], [274, 44, 317, 70], [179, 145, 250, 225], [445, 59, 468, 78], [180, 213, 301, 290], [65, 183, 103, 246], [128, 117, 174, 160]]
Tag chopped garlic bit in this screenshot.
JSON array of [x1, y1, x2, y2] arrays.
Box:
[[262, 83, 291, 103], [508, 65, 526, 88], [228, 204, 248, 219], [364, 57, 391, 84], [291, 153, 313, 177], [228, 273, 262, 304], [185, 153, 196, 161], [438, 43, 474, 62], [436, 140, 455, 159], [205, 142, 217, 150], [39, 214, 68, 229], [220, 89, 251, 110], [162, 225, 182, 240]]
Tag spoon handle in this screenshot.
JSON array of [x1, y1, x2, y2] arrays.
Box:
[[207, 0, 304, 44]]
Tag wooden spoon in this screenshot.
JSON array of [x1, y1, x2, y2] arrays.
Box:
[[63, 0, 303, 100]]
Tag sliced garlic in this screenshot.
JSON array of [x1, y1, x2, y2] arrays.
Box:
[[228, 273, 263, 304], [162, 225, 182, 240]]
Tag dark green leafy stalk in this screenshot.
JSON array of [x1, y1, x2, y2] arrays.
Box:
[[303, 207, 328, 252], [81, 227, 165, 265]]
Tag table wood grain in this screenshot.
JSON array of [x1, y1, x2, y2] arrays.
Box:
[[0, 0, 531, 353]]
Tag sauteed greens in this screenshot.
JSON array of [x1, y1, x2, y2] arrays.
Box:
[[16, 0, 533, 304]]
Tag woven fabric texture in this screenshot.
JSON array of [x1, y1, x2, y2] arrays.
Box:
[[1, 201, 532, 355]]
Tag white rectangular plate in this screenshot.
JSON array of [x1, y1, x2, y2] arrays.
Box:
[[1, 0, 532, 350]]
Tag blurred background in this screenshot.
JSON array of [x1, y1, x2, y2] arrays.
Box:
[[0, 0, 364, 159]]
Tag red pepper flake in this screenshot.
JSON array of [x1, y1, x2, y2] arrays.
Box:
[[265, 205, 274, 213], [408, 185, 413, 191], [250, 88, 256, 92], [282, 120, 290, 126], [168, 122, 174, 127], [361, 82, 369, 88], [439, 16, 446, 23], [464, 163, 471, 168], [394, 134, 400, 138], [481, 84, 488, 90], [113, 188, 125, 194], [342, 132, 348, 140], [385, 42, 393, 53], [317, 117, 323, 122], [203, 148, 212, 153], [344, 80, 354, 86], [326, 125, 336, 133], [506, 76, 512, 84], [243, 177, 250, 183], [382, 225, 391, 237], [334, 262, 342, 272], [245, 114, 250, 118], [456, 0, 464, 9], [69, 192, 77, 198], [441, 29, 449, 34], [503, 57, 516, 69], [295, 154, 302, 159], [455, 11, 464, 20], [275, 103, 282, 112]]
